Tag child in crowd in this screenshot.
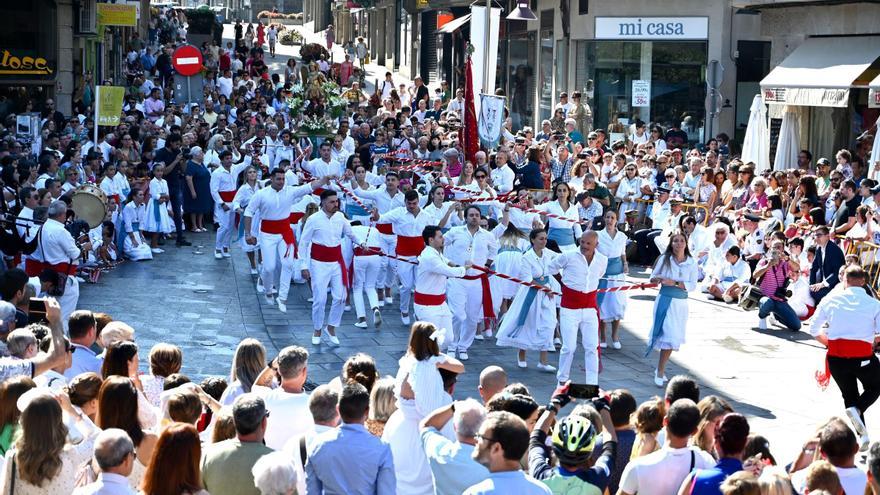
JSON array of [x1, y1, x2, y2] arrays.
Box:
[[631, 396, 666, 460]]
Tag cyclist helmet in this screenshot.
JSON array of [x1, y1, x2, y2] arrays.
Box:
[[551, 415, 597, 465]]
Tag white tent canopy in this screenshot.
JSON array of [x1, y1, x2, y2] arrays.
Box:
[[741, 95, 770, 173]]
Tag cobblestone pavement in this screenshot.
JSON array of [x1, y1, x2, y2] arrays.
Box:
[[79, 229, 876, 462]]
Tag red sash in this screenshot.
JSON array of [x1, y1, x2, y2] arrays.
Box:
[[219, 190, 236, 202], [311, 243, 350, 288], [109, 194, 121, 204], [289, 212, 305, 224], [25, 259, 74, 277], [354, 246, 379, 256], [414, 292, 446, 305], [396, 235, 424, 257], [816, 339, 875, 389], [561, 284, 599, 312], [376, 223, 393, 235], [462, 272, 496, 326], [260, 218, 295, 256], [312, 187, 327, 196]]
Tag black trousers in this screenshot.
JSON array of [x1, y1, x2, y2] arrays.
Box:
[[828, 354, 880, 422], [632, 228, 661, 265]]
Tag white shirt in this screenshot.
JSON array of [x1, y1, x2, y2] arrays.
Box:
[[416, 246, 466, 295], [351, 225, 383, 249], [32, 218, 80, 264], [72, 472, 136, 495], [422, 202, 456, 228], [303, 157, 342, 179], [357, 187, 407, 215], [244, 183, 317, 222], [538, 200, 583, 237], [299, 210, 358, 255], [210, 163, 248, 205], [379, 207, 433, 238], [619, 446, 715, 495], [791, 465, 867, 495], [64, 343, 103, 380], [251, 384, 314, 451], [810, 286, 880, 343], [273, 144, 297, 169], [444, 225, 498, 277], [547, 250, 608, 293], [217, 76, 233, 99]]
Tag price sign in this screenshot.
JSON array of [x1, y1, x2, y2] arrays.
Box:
[[632, 80, 650, 107]]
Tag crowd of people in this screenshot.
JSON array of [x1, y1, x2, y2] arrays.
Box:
[[0, 3, 879, 494]]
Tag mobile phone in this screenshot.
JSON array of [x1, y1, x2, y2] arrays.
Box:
[[28, 298, 47, 324], [568, 383, 600, 400]]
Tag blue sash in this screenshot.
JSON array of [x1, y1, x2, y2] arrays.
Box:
[[548, 227, 575, 246], [721, 276, 736, 283], [345, 201, 370, 218], [514, 275, 550, 331], [498, 246, 524, 254], [236, 215, 245, 240], [152, 200, 161, 226], [476, 204, 491, 217], [645, 285, 687, 356], [597, 257, 624, 307]]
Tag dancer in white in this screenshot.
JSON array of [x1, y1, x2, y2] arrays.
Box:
[[539, 182, 582, 253], [597, 210, 628, 349], [351, 220, 384, 329], [356, 171, 406, 306], [414, 225, 468, 348], [376, 190, 431, 325], [444, 206, 497, 360], [490, 205, 532, 319], [495, 228, 558, 372], [547, 230, 607, 386], [232, 166, 262, 275], [210, 150, 247, 259], [244, 169, 330, 312], [121, 189, 153, 261], [421, 185, 458, 232], [143, 163, 172, 254], [300, 190, 361, 346], [647, 230, 698, 387]]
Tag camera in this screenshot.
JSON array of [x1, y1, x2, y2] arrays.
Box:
[[180, 146, 191, 158], [774, 278, 792, 300]]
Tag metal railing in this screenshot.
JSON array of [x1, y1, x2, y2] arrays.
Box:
[[842, 238, 880, 291], [630, 198, 711, 227]]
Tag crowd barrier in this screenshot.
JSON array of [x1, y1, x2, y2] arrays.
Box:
[[630, 198, 711, 227], [842, 238, 880, 292]]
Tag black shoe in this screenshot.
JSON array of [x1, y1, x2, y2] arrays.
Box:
[[176, 240, 192, 247]]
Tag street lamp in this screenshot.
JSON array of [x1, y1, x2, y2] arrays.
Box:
[[506, 0, 537, 21]]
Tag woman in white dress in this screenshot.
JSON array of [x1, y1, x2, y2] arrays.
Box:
[[597, 210, 628, 349], [384, 322, 465, 495], [647, 230, 698, 387], [421, 185, 458, 232], [345, 164, 376, 225], [143, 163, 173, 254], [495, 228, 558, 372], [490, 205, 532, 320], [538, 181, 582, 253], [121, 189, 154, 261], [233, 166, 262, 275], [615, 163, 641, 222]]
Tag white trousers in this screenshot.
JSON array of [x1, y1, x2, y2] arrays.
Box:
[[310, 259, 345, 330], [59, 277, 79, 333], [259, 232, 296, 301], [557, 307, 600, 385], [397, 258, 417, 316], [379, 234, 397, 289], [214, 205, 235, 250], [353, 255, 381, 318], [414, 302, 454, 352], [447, 278, 484, 352]]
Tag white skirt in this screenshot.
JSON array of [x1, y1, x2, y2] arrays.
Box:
[[599, 272, 628, 321], [123, 233, 153, 261], [495, 278, 559, 351], [142, 199, 173, 234], [490, 250, 525, 306], [651, 297, 688, 350]]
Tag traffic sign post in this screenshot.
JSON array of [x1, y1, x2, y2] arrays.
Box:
[[172, 45, 204, 110], [705, 60, 724, 143]]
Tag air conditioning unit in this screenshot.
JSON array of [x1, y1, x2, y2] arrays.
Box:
[[77, 0, 98, 35]]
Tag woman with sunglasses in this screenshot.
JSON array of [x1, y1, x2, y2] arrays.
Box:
[[615, 163, 641, 223], [649, 125, 667, 153], [538, 181, 581, 253]]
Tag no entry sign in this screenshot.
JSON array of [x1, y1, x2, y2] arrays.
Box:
[[172, 45, 203, 77]]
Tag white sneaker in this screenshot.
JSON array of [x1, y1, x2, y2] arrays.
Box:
[[311, 335, 321, 345], [327, 333, 340, 346], [484, 329, 493, 338], [846, 407, 871, 451], [401, 314, 410, 325], [384, 296, 393, 304], [612, 341, 622, 350], [554, 337, 562, 346], [250, 268, 258, 275], [256, 279, 265, 293], [654, 370, 668, 388], [354, 320, 368, 329], [537, 363, 556, 373], [264, 293, 274, 305], [222, 249, 231, 258], [277, 300, 287, 313], [599, 342, 608, 349], [377, 299, 385, 308], [373, 309, 383, 327], [151, 248, 163, 254], [459, 351, 469, 361], [517, 360, 527, 368], [214, 250, 223, 259], [344, 305, 351, 312], [758, 318, 767, 330], [474, 333, 485, 341]]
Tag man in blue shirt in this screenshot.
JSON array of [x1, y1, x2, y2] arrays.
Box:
[[306, 382, 396, 495], [421, 398, 490, 495], [678, 413, 750, 495]]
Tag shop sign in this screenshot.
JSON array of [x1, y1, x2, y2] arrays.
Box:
[[764, 86, 850, 107], [632, 80, 650, 107], [0, 50, 54, 76], [595, 17, 708, 40], [97, 3, 137, 27]]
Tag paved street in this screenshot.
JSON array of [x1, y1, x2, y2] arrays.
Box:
[[79, 226, 876, 463]]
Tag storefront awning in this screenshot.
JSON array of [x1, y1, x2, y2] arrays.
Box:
[[760, 36, 880, 107], [438, 14, 470, 33], [870, 74, 880, 108]]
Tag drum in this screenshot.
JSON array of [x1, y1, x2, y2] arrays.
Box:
[[71, 184, 108, 229], [738, 284, 764, 311]]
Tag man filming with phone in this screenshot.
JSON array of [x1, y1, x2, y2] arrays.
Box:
[[0, 297, 68, 382], [753, 239, 801, 332]]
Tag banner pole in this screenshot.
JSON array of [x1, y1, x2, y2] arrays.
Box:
[[94, 86, 100, 145]]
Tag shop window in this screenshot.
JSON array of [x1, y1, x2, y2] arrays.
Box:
[[579, 0, 589, 15]]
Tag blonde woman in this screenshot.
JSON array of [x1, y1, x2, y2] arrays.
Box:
[[366, 377, 397, 438], [219, 338, 267, 406]]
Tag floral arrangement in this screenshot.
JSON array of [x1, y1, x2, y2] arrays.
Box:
[[328, 95, 349, 118], [300, 115, 332, 134], [287, 97, 304, 116], [279, 30, 303, 46], [321, 81, 340, 94]]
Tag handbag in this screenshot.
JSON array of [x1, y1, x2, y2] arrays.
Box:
[[37, 227, 71, 297]]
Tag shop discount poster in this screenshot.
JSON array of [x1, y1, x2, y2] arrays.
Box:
[[478, 94, 505, 149]]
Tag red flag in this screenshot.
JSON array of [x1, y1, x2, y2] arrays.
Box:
[[462, 54, 479, 164]]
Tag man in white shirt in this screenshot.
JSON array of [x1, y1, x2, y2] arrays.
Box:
[[415, 225, 468, 348], [810, 265, 880, 449], [554, 92, 572, 116], [617, 399, 714, 495], [300, 190, 361, 345], [303, 141, 342, 179], [218, 69, 234, 99], [356, 172, 407, 305], [447, 89, 465, 116], [380, 72, 395, 100], [64, 310, 103, 380], [244, 170, 330, 312], [251, 345, 314, 451], [490, 151, 515, 194], [210, 151, 248, 259], [72, 428, 137, 495], [547, 230, 607, 386], [790, 418, 867, 495], [445, 206, 498, 360]]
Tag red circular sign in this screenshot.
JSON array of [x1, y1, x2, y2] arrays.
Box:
[[172, 45, 204, 77]]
